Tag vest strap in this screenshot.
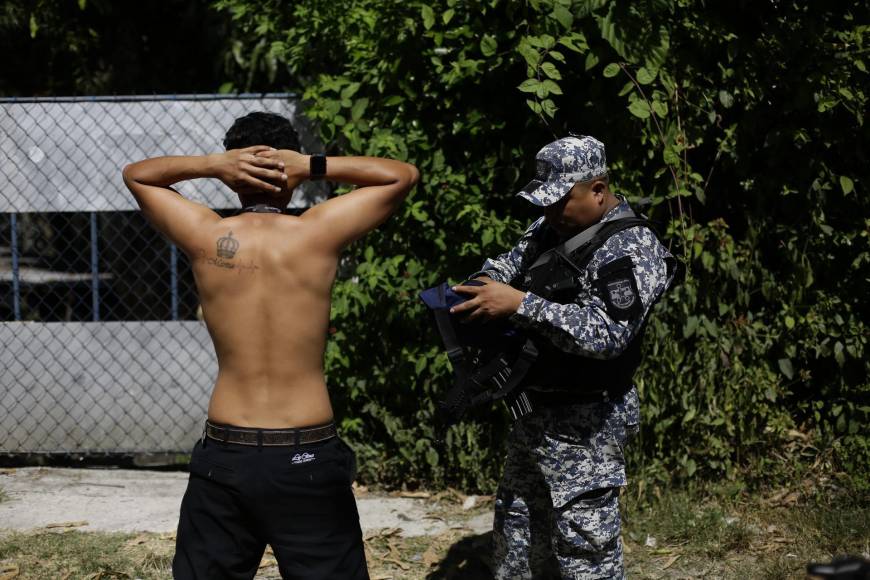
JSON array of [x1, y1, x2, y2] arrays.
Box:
[[529, 207, 638, 270]]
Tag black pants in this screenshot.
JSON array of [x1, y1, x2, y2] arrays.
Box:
[[173, 435, 369, 580]]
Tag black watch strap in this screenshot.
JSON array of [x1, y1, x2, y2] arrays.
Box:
[[309, 154, 327, 179]]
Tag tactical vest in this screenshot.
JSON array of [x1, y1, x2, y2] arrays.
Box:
[[512, 208, 672, 393]]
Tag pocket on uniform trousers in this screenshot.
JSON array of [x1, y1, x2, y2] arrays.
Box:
[[536, 407, 628, 509], [553, 486, 621, 554]]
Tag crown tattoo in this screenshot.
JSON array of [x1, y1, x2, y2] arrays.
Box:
[[216, 231, 239, 259]]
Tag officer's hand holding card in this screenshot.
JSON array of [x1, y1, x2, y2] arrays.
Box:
[[450, 280, 526, 322]]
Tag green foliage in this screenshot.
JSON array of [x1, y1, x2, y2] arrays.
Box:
[[214, 0, 870, 490], [0, 0, 233, 95]]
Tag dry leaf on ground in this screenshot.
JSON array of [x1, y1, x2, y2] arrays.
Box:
[[44, 521, 89, 529], [399, 491, 431, 499], [381, 557, 410, 571], [125, 535, 149, 546], [365, 527, 401, 541], [0, 562, 20, 580], [83, 570, 130, 579], [422, 544, 440, 567]]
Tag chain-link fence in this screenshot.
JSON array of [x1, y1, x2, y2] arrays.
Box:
[[0, 94, 327, 456]]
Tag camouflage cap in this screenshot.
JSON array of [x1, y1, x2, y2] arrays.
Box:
[[517, 135, 607, 206]]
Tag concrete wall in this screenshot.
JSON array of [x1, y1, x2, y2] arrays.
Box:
[[0, 321, 216, 453]]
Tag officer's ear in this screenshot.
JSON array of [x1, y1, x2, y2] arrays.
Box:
[[590, 178, 608, 203]]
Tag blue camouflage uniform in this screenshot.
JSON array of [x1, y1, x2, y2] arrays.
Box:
[[473, 136, 675, 579]]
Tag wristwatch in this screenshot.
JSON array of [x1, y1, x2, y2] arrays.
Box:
[[309, 154, 327, 180]]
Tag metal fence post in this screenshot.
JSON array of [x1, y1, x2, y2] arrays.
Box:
[[10, 213, 21, 320], [90, 211, 100, 321]]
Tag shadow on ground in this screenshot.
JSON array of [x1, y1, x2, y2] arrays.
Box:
[[427, 531, 493, 579]]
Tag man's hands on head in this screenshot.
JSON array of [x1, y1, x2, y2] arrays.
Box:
[[210, 146, 290, 196], [256, 149, 309, 190], [267, 152, 418, 252], [450, 280, 526, 322]]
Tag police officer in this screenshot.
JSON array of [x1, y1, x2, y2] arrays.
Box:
[[451, 135, 675, 579]]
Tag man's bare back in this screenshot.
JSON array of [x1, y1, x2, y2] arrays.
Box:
[[192, 213, 337, 427], [123, 142, 418, 429]]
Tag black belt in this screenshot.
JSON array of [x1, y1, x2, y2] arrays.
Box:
[[204, 421, 337, 446], [526, 384, 630, 407]]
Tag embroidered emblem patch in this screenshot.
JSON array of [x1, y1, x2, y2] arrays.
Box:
[[595, 256, 642, 321], [291, 452, 315, 465], [606, 278, 636, 309]]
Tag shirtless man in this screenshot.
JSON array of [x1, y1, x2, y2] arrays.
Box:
[[122, 111, 419, 580]]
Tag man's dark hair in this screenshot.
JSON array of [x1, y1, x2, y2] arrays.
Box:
[[223, 111, 300, 151]]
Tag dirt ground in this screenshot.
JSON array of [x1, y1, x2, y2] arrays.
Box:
[[0, 467, 491, 537], [0, 467, 867, 579]]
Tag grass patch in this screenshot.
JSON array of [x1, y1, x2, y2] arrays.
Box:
[[0, 486, 7, 504], [0, 482, 866, 579], [622, 480, 869, 579], [0, 530, 172, 579], [624, 483, 754, 558]]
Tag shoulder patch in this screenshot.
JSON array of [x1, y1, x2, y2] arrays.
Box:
[[594, 256, 642, 321]]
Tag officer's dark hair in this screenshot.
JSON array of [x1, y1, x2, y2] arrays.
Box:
[[223, 112, 300, 151]]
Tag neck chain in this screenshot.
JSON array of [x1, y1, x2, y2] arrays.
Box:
[[240, 204, 284, 214]]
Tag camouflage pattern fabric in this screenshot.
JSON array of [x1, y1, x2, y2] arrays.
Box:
[[474, 197, 675, 359], [493, 388, 639, 579], [517, 136, 608, 207], [473, 197, 674, 578]]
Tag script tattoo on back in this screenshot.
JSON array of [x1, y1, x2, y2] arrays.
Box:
[[196, 230, 259, 274]]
